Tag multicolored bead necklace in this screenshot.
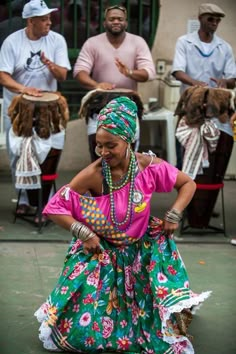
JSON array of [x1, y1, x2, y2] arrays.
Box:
[[102, 150, 136, 231], [112, 172, 129, 187]]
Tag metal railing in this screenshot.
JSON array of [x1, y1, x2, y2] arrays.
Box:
[[0, 0, 159, 120]]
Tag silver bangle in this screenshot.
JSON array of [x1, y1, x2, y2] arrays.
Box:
[[164, 208, 183, 224], [70, 221, 96, 242]]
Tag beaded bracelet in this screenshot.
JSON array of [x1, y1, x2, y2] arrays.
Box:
[[70, 221, 96, 242], [164, 208, 183, 224]]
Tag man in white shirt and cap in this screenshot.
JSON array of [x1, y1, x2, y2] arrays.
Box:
[[0, 0, 71, 215], [171, 3, 236, 233], [172, 2, 236, 165]]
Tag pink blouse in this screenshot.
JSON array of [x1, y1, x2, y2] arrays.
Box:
[[43, 161, 178, 245]]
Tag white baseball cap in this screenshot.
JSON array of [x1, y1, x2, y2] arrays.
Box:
[[22, 0, 58, 19]]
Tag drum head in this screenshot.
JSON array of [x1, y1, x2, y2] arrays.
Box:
[[23, 92, 59, 102]]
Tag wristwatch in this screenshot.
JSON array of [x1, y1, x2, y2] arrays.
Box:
[[128, 69, 133, 77], [126, 68, 133, 77]]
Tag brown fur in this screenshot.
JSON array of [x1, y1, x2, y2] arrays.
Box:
[[206, 88, 232, 123], [79, 89, 144, 124], [8, 92, 69, 138], [175, 86, 235, 127]]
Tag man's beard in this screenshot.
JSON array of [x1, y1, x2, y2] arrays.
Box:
[[106, 27, 125, 36]]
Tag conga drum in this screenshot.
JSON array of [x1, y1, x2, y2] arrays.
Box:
[[174, 86, 235, 230], [10, 91, 69, 139], [79, 88, 144, 122], [8, 91, 69, 208]]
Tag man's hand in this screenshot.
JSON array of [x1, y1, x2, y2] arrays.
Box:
[[115, 57, 130, 77], [40, 51, 67, 81], [191, 79, 208, 87], [21, 87, 42, 96], [41, 52, 55, 70], [210, 77, 227, 88], [96, 82, 116, 90]]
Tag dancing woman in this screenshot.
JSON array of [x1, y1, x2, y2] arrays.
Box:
[[35, 96, 211, 353]]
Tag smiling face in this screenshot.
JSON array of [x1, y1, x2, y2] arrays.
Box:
[[103, 8, 127, 36], [96, 128, 128, 167]]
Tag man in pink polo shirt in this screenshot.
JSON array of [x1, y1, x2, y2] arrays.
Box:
[[73, 4, 156, 161]]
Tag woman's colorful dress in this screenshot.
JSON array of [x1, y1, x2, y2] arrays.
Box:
[[35, 160, 211, 353]]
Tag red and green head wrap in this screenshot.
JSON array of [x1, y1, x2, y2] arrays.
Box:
[[97, 96, 137, 144]]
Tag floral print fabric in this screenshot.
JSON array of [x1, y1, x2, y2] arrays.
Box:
[[35, 217, 210, 353]]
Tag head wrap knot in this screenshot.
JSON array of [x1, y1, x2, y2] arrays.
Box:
[[97, 96, 137, 143]]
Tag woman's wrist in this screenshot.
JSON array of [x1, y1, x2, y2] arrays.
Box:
[[70, 221, 96, 242], [164, 208, 183, 224]]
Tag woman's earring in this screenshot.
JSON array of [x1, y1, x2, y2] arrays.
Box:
[[126, 144, 130, 159], [95, 146, 101, 157]]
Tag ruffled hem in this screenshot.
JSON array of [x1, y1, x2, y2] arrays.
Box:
[[34, 290, 211, 353], [168, 290, 212, 316], [162, 290, 212, 353], [34, 309, 63, 352]]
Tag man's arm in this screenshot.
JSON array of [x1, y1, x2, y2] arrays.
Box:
[[115, 58, 149, 82], [73, 40, 114, 90], [75, 70, 115, 90], [210, 77, 236, 89], [174, 70, 235, 89], [173, 70, 208, 87], [133, 37, 156, 81], [225, 78, 236, 89], [41, 52, 68, 82], [0, 71, 42, 96], [128, 68, 149, 82]]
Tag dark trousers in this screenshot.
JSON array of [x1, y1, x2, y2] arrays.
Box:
[[185, 131, 233, 227]]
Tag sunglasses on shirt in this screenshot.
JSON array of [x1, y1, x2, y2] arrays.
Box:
[[104, 5, 127, 17], [206, 16, 221, 24]]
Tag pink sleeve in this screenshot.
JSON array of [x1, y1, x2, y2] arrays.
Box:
[[73, 40, 93, 77], [144, 161, 179, 193], [134, 36, 156, 80], [43, 186, 80, 218]]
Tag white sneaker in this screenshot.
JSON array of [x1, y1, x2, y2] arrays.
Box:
[[230, 239, 236, 246]]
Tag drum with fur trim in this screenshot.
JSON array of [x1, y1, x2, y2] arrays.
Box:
[[78, 88, 144, 124], [8, 91, 69, 139]]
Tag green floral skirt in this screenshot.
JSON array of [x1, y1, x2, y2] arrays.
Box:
[[35, 217, 210, 353]]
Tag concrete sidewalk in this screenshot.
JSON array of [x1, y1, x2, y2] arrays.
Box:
[[0, 170, 236, 354], [0, 242, 235, 354]]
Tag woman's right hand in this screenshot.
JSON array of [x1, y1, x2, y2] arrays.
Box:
[[83, 235, 101, 255]]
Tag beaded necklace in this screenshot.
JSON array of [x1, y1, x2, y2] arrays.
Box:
[[112, 172, 128, 187], [102, 150, 136, 231]]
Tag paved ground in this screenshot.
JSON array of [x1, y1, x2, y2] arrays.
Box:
[[0, 170, 236, 354]]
